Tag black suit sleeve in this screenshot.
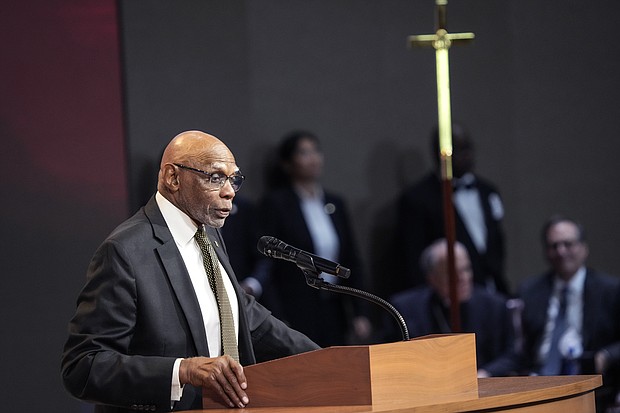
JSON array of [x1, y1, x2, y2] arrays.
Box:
[[61, 239, 176, 412]]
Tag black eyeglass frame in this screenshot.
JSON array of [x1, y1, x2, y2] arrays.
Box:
[[545, 239, 582, 251], [173, 163, 245, 192]]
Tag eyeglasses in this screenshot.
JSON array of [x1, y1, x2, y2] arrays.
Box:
[[173, 163, 245, 192], [546, 239, 581, 250]]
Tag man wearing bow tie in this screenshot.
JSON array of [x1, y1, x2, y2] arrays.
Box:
[[393, 123, 508, 296]]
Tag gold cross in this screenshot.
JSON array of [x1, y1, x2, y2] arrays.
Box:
[[407, 0, 474, 180]]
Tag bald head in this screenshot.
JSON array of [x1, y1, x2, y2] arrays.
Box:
[[420, 239, 473, 303], [160, 130, 232, 171], [157, 130, 241, 228], [158, 131, 235, 192]]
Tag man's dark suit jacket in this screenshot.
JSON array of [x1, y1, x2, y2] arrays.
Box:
[[394, 172, 507, 295], [387, 286, 516, 376], [518, 269, 620, 406], [258, 186, 365, 347], [61, 196, 319, 412]]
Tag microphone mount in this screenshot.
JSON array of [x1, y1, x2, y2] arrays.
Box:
[[300, 267, 410, 342], [257, 235, 409, 341]]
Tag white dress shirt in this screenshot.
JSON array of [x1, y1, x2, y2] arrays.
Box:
[[155, 192, 240, 402], [296, 185, 340, 284], [537, 267, 586, 364], [452, 173, 487, 253]]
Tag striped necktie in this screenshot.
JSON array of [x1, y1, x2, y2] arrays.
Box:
[[540, 286, 569, 375], [195, 226, 239, 362]]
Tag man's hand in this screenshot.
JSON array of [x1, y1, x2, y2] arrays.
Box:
[[352, 316, 372, 341], [180, 356, 249, 408], [595, 349, 610, 375]]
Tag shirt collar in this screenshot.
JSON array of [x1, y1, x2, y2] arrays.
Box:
[[293, 183, 324, 201], [155, 191, 199, 248], [553, 266, 586, 294], [453, 172, 476, 187]]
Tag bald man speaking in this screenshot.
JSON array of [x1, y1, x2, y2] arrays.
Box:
[[62, 131, 319, 412]]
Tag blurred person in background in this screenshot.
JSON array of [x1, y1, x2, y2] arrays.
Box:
[[258, 130, 372, 347], [517, 215, 620, 412], [394, 123, 508, 296], [386, 239, 516, 377]]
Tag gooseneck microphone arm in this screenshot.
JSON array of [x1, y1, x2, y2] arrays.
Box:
[[303, 270, 410, 342], [257, 236, 410, 342]]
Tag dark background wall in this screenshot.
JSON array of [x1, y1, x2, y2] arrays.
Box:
[[1, 1, 126, 411], [2, 0, 619, 411], [121, 0, 620, 293]]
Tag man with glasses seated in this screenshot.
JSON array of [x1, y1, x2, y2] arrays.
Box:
[[61, 130, 319, 412], [517, 215, 620, 412]]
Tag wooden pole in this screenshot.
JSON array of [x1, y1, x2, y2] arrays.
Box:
[[408, 0, 474, 331]]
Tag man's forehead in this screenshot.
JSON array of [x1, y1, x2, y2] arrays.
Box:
[[548, 222, 578, 239], [195, 146, 237, 167], [201, 158, 240, 172]]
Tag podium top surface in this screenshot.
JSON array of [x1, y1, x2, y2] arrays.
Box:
[[190, 375, 602, 413]]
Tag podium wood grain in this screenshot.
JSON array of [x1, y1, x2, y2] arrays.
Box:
[[194, 375, 601, 413], [202, 334, 478, 409], [369, 334, 478, 405]]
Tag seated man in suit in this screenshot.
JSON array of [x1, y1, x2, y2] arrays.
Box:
[[387, 239, 516, 377], [517, 215, 620, 412], [61, 130, 319, 412]]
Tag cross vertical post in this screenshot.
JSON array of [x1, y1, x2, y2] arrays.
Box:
[[408, 0, 474, 332]]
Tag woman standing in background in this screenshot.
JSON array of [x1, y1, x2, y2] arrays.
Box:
[[258, 130, 371, 347]]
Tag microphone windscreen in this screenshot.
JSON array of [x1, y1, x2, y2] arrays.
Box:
[[256, 236, 276, 255]]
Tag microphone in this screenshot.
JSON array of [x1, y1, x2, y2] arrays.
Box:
[[257, 236, 351, 279], [257, 235, 409, 341]]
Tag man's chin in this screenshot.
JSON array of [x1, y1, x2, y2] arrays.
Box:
[[204, 217, 226, 228]]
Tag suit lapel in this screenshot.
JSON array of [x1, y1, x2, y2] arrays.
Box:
[[158, 242, 210, 356], [581, 270, 596, 347], [535, 276, 554, 329], [145, 196, 210, 356], [288, 188, 315, 251]]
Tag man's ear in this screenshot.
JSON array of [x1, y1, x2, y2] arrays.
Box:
[[162, 164, 180, 192]]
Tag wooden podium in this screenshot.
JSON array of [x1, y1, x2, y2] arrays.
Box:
[[200, 334, 602, 412]]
